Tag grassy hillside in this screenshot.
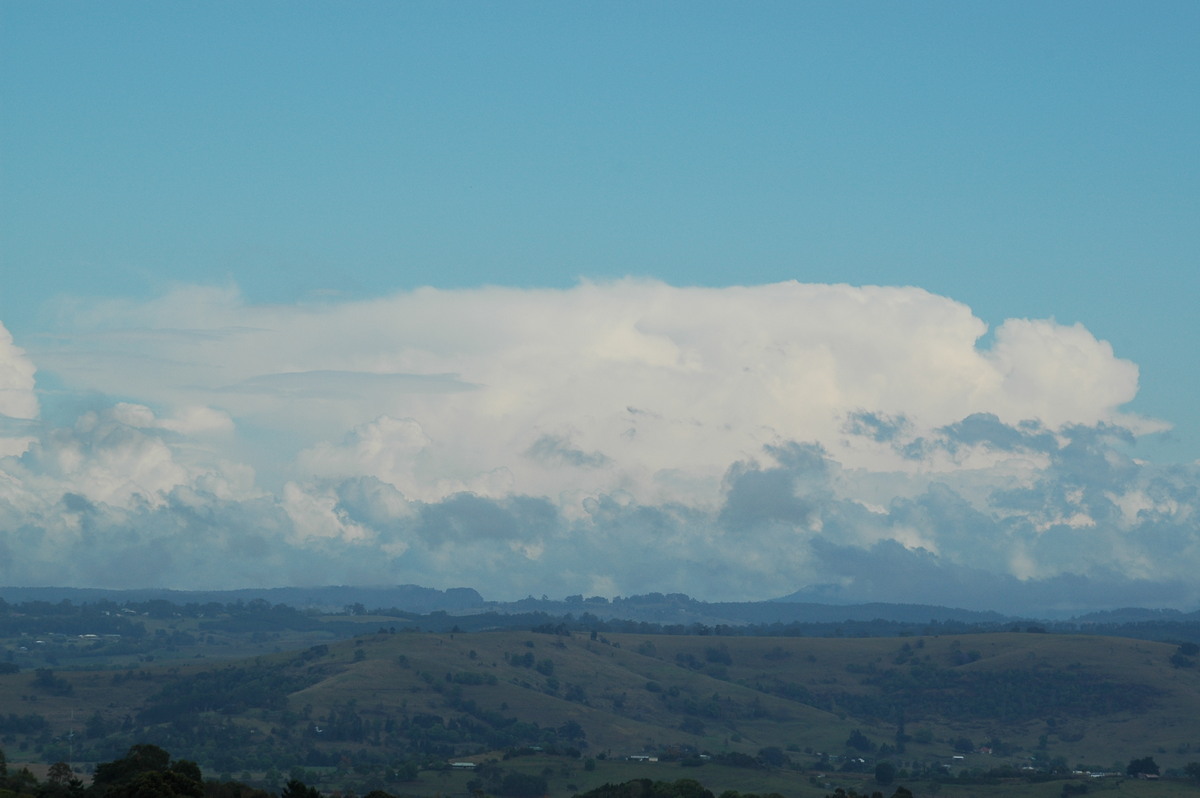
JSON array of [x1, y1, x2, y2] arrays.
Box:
[[2, 629, 1199, 797]]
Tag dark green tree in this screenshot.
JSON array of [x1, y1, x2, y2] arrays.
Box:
[[90, 744, 203, 798], [280, 780, 321, 798], [557, 719, 585, 741], [93, 744, 171, 789], [47, 763, 74, 785], [1126, 757, 1159, 777], [846, 729, 874, 752], [32, 668, 73, 696], [39, 762, 87, 798]]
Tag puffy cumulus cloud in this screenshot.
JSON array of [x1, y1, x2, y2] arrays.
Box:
[[0, 396, 261, 589], [3, 281, 1198, 612], [16, 403, 248, 510], [0, 322, 39, 456], [985, 320, 1143, 430], [0, 323, 37, 419]]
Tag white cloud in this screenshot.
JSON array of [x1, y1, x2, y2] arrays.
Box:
[[985, 319, 1146, 430], [109, 402, 235, 436], [4, 280, 1197, 611], [0, 322, 38, 418], [0, 321, 39, 456], [31, 280, 1150, 499]]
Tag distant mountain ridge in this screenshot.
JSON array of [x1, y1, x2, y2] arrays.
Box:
[[2, 583, 1183, 626], [0, 584, 486, 614]]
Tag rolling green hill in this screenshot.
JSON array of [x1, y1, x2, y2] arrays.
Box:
[[2, 629, 1199, 797]]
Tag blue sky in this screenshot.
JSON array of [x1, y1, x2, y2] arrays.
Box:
[[1, 2, 1198, 612]]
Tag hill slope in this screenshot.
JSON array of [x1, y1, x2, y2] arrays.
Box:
[[3, 630, 1199, 785]]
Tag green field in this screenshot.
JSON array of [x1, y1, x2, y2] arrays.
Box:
[[3, 622, 1200, 797]]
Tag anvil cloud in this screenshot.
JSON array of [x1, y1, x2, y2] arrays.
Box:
[[1, 280, 1195, 614]]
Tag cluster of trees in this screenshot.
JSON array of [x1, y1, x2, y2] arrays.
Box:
[[138, 661, 320, 722], [1169, 642, 1199, 669], [0, 744, 273, 798], [31, 669, 74, 697]]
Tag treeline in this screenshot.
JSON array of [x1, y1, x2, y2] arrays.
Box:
[[0, 599, 146, 639], [373, 604, 1200, 645], [418, 610, 1200, 648], [5, 594, 1200, 645]]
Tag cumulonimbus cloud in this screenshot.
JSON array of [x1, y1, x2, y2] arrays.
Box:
[[2, 280, 1195, 613]]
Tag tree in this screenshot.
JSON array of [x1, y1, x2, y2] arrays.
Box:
[[558, 719, 585, 741], [1126, 757, 1159, 777], [47, 762, 74, 785], [874, 762, 896, 786], [93, 744, 172, 789], [40, 763, 86, 798], [32, 668, 72, 696], [846, 729, 874, 752], [91, 744, 203, 798], [171, 760, 202, 785], [281, 780, 322, 798], [1184, 762, 1200, 782]]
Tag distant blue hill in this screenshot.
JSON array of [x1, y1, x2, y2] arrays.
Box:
[[0, 584, 485, 614], [0, 584, 1192, 628]]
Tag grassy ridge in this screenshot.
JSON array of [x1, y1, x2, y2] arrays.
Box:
[[2, 630, 1199, 792]]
